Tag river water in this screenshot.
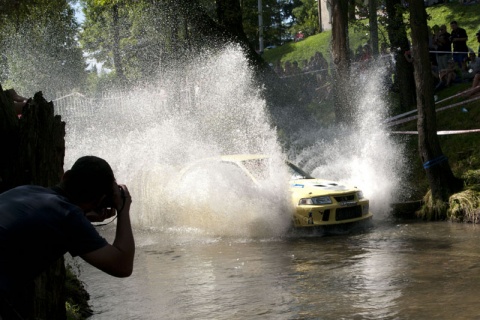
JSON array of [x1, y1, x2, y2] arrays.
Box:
[[56, 47, 478, 319], [73, 219, 480, 320]]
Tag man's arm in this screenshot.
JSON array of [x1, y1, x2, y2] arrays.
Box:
[[81, 184, 135, 277]]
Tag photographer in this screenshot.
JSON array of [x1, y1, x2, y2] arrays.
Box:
[[0, 155, 134, 319], [449, 21, 469, 69]]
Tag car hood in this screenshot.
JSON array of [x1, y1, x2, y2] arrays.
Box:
[[289, 178, 358, 194]]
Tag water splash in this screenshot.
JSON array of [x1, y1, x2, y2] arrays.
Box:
[[60, 46, 293, 238], [289, 64, 408, 217], [59, 49, 406, 236]]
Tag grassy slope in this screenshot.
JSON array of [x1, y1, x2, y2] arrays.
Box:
[[263, 3, 480, 66], [263, 3, 480, 201]]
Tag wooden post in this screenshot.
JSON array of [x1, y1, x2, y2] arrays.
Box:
[[0, 84, 66, 319]]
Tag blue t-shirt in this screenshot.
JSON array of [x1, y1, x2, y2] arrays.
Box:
[[0, 185, 108, 294]]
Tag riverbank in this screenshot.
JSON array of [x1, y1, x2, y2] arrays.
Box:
[[261, 1, 480, 219]]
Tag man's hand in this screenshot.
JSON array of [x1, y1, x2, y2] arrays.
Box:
[[85, 182, 132, 222], [114, 183, 132, 213], [81, 182, 135, 278]]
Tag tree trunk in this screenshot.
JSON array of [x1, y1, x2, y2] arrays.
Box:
[[331, 0, 351, 124], [369, 0, 379, 56], [0, 87, 20, 194], [408, 0, 462, 218], [216, 0, 244, 36], [385, 0, 416, 112], [112, 4, 127, 87], [348, 0, 356, 20], [317, 0, 322, 32], [0, 85, 66, 319]]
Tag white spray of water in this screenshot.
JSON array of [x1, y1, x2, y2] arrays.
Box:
[[290, 65, 407, 216], [59, 49, 406, 236], [61, 46, 293, 238]]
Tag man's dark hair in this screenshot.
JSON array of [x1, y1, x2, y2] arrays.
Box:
[[450, 21, 457, 25], [64, 156, 115, 203]]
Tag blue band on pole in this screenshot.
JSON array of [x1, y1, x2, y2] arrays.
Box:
[[423, 155, 448, 169]]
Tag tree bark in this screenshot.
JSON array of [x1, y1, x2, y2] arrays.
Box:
[[348, 0, 356, 20], [385, 0, 416, 112], [112, 4, 127, 87], [0, 86, 20, 194], [408, 0, 462, 217], [331, 0, 352, 124], [0, 85, 66, 319], [369, 0, 379, 56]]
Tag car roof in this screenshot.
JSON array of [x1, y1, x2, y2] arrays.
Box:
[[219, 154, 270, 162]]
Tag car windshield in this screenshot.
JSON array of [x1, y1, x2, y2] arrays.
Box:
[[287, 162, 314, 179], [240, 158, 314, 181], [242, 158, 271, 181]]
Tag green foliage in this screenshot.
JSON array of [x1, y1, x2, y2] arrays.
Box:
[[80, 0, 211, 85], [447, 188, 480, 223], [0, 0, 86, 96], [66, 302, 81, 320], [425, 2, 480, 51], [242, 0, 289, 48], [290, 0, 319, 36], [417, 190, 449, 221], [263, 30, 331, 66], [65, 264, 92, 320], [263, 2, 480, 69], [462, 170, 480, 187]]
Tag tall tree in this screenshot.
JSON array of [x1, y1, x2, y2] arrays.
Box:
[[385, 0, 416, 112], [242, 0, 286, 48], [111, 3, 127, 86], [81, 0, 130, 86], [290, 0, 319, 36], [369, 0, 379, 56], [408, 0, 462, 219], [331, 0, 351, 124], [0, 85, 66, 319], [0, 0, 86, 95]]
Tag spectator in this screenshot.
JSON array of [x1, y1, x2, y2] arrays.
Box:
[[428, 25, 439, 66], [462, 73, 480, 98], [434, 25, 452, 71], [476, 30, 480, 57], [435, 60, 461, 91], [463, 50, 480, 79], [294, 31, 304, 42], [0, 155, 135, 319], [404, 48, 414, 63], [449, 21, 469, 69], [291, 61, 302, 75], [431, 61, 440, 87], [283, 61, 293, 76], [272, 61, 283, 76]]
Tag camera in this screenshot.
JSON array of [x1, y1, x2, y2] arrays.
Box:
[[101, 185, 123, 209]]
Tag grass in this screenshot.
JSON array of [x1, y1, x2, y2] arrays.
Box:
[[262, 2, 480, 68], [448, 185, 480, 223], [427, 2, 480, 51]]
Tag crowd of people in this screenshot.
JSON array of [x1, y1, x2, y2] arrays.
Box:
[[427, 20, 480, 96], [271, 18, 480, 100]]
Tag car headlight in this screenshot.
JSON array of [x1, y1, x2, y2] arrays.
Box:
[[298, 196, 332, 205], [357, 191, 364, 200]]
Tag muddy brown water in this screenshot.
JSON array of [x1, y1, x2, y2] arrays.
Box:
[[73, 220, 480, 320]]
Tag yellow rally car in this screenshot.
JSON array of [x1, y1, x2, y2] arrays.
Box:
[[179, 154, 373, 229]]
